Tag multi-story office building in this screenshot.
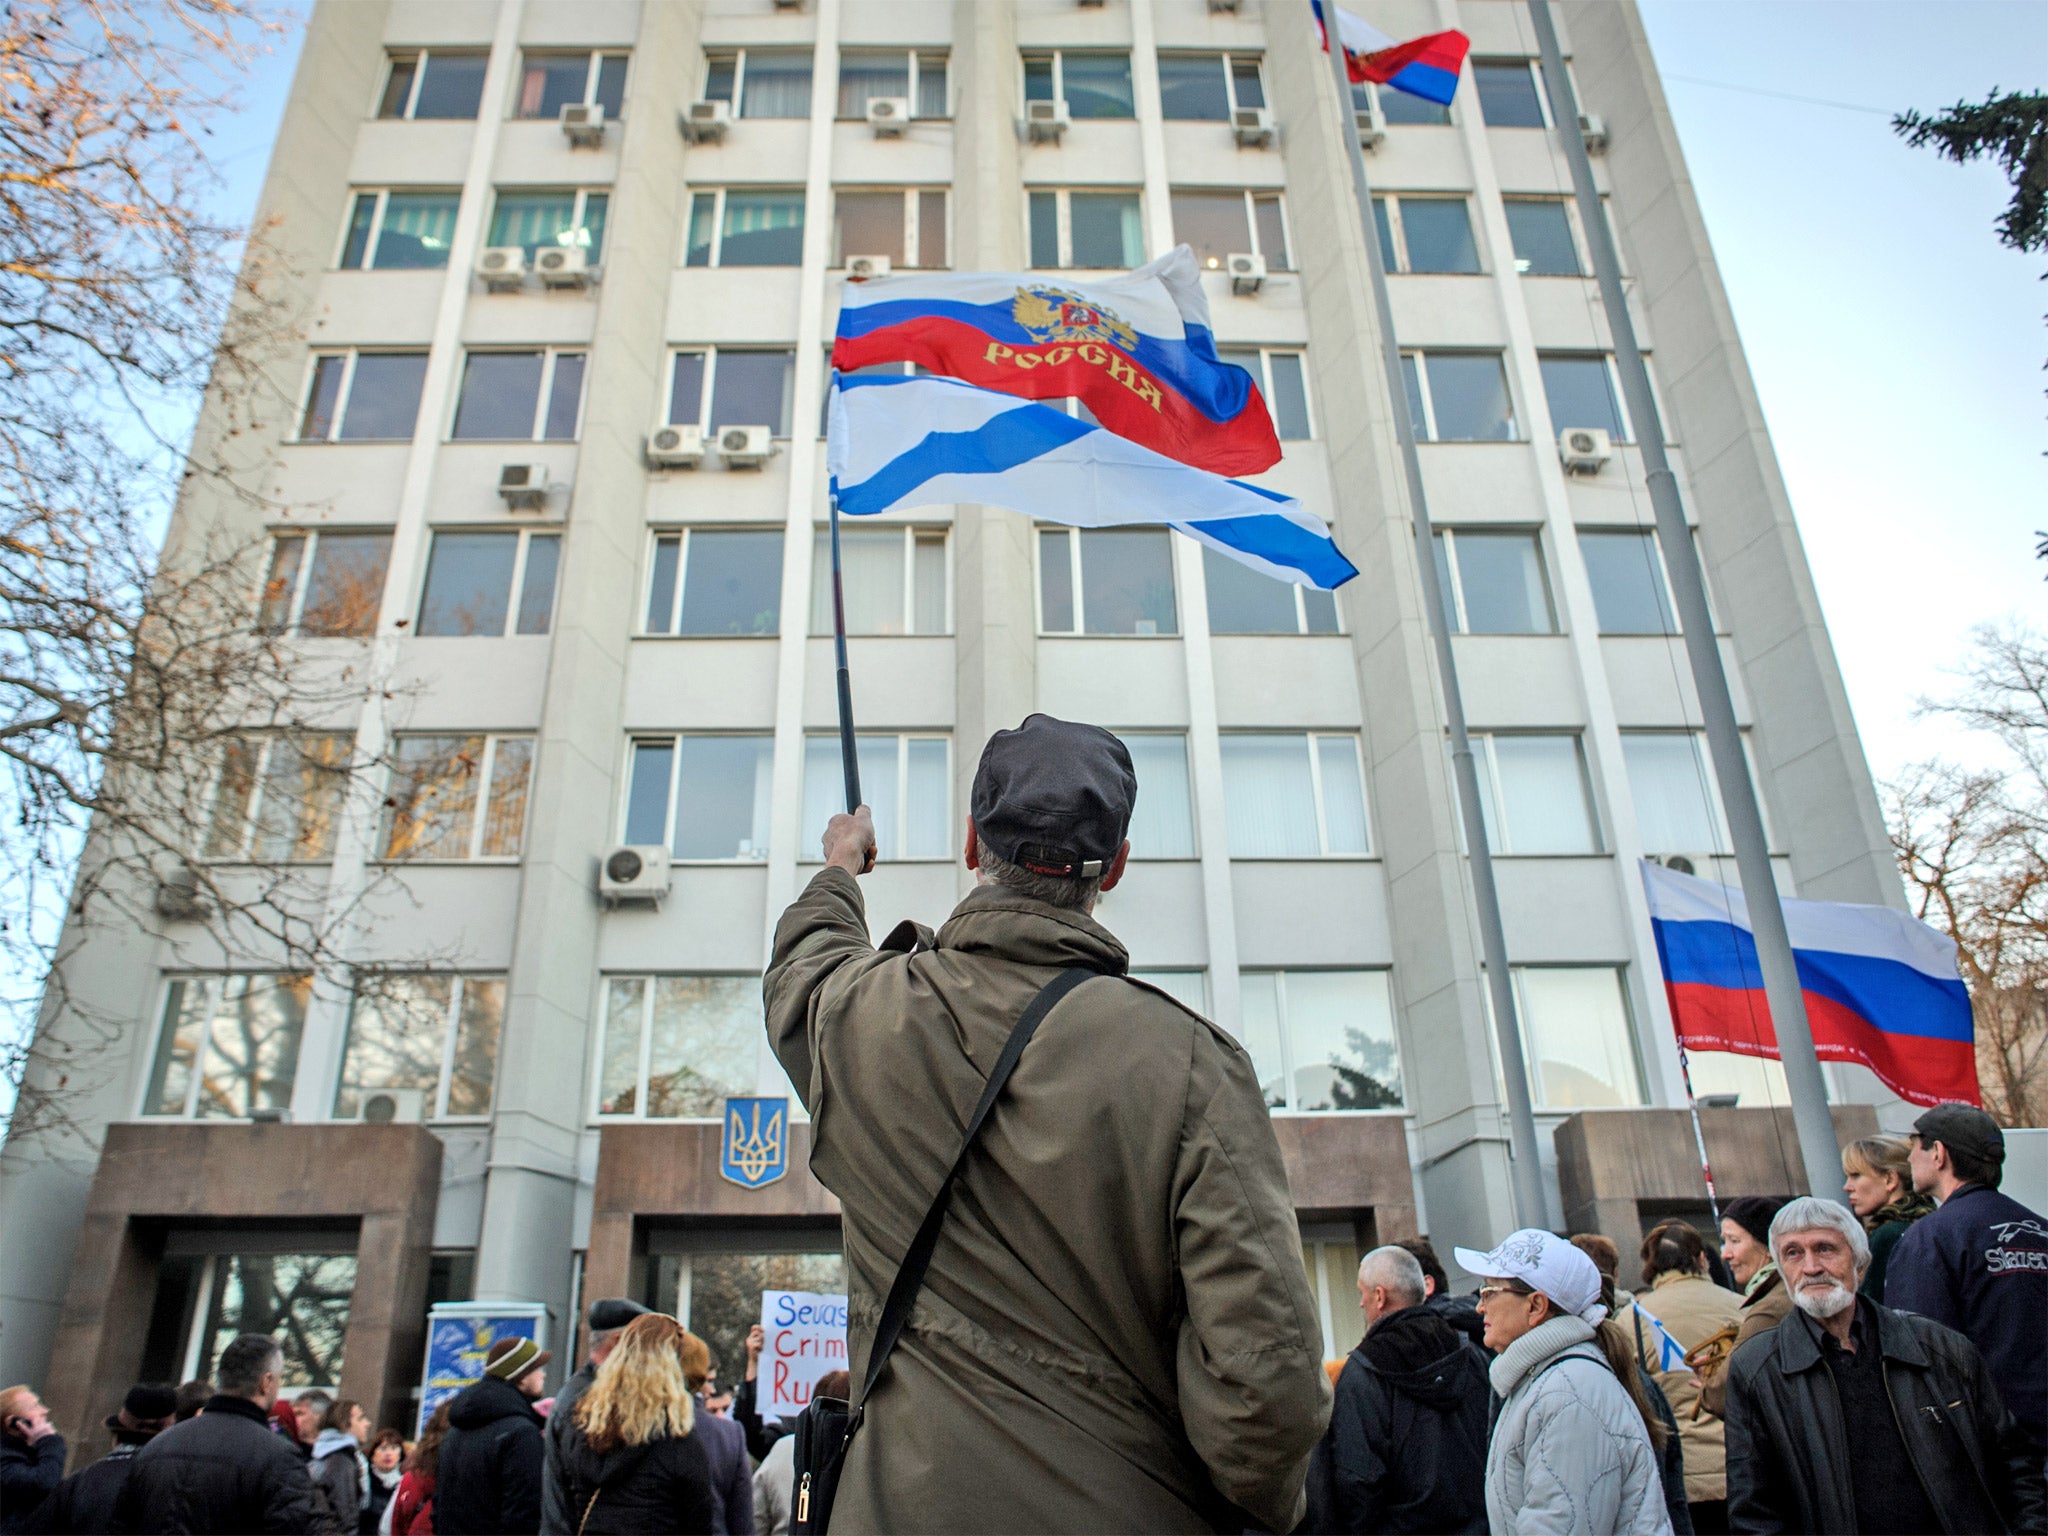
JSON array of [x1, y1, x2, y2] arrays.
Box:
[[1, 0, 1899, 1441]]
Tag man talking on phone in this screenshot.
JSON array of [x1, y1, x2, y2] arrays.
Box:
[[0, 1385, 65, 1535]]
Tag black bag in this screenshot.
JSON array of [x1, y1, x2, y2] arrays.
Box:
[[790, 965, 1101, 1536]]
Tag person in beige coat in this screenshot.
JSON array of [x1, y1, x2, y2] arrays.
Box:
[[764, 715, 1331, 1535], [1632, 1222, 1744, 1532]]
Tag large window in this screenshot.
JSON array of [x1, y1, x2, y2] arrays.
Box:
[[488, 189, 610, 263], [623, 736, 775, 860], [151, 1250, 357, 1392], [1217, 348, 1312, 440], [1220, 734, 1369, 858], [1400, 352, 1516, 442], [1372, 196, 1481, 275], [204, 734, 350, 863], [1580, 530, 1678, 634], [833, 189, 947, 269], [1468, 734, 1599, 854], [144, 975, 311, 1118], [336, 975, 503, 1120], [378, 51, 487, 121], [1022, 51, 1134, 119], [1113, 733, 1196, 858], [1503, 198, 1581, 276], [516, 51, 628, 120], [837, 50, 948, 118], [1157, 52, 1265, 120], [704, 50, 814, 119], [1473, 60, 1548, 128], [808, 526, 946, 635], [1358, 79, 1450, 126], [1242, 970, 1403, 1111], [338, 191, 458, 270], [643, 529, 783, 636], [1027, 190, 1142, 270], [381, 734, 534, 861], [1433, 529, 1554, 634], [686, 189, 805, 267], [801, 735, 949, 861], [667, 349, 797, 438], [1513, 966, 1643, 1108], [1621, 732, 1729, 855], [296, 352, 429, 443], [1203, 547, 1339, 634], [450, 351, 585, 442], [259, 529, 393, 638], [1038, 528, 1177, 636], [1539, 354, 1629, 441], [596, 976, 761, 1118], [1172, 189, 1289, 273], [416, 529, 559, 637]]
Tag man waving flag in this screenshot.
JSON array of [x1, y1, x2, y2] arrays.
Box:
[[1313, 0, 1469, 106]]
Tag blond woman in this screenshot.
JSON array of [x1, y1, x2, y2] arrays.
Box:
[[550, 1314, 715, 1535]]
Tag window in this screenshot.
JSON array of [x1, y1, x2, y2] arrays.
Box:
[[1503, 198, 1581, 275], [381, 734, 534, 860], [204, 734, 350, 862], [1172, 189, 1289, 272], [450, 351, 586, 442], [1203, 546, 1338, 634], [838, 50, 948, 118], [1113, 734, 1196, 858], [1684, 1051, 1790, 1107], [1026, 190, 1142, 271], [1216, 348, 1312, 440], [378, 51, 487, 121], [296, 352, 429, 443], [1400, 351, 1516, 442], [1621, 732, 1728, 854], [336, 975, 503, 1120], [623, 736, 774, 859], [516, 51, 628, 120], [833, 189, 947, 269], [1473, 60, 1548, 128], [666, 349, 797, 437], [1512, 966, 1643, 1108], [488, 189, 610, 263], [643, 529, 783, 636], [148, 1249, 356, 1391], [1037, 528, 1177, 635], [596, 976, 761, 1118], [1022, 51, 1134, 119], [1156, 53, 1264, 120], [144, 975, 311, 1118], [259, 529, 393, 638], [1220, 734, 1369, 858], [1539, 354, 1628, 441], [1358, 79, 1449, 126], [1131, 970, 1207, 1011], [338, 191, 459, 270], [686, 189, 805, 268], [704, 50, 814, 119], [1580, 530, 1678, 635], [1432, 529, 1554, 634], [1467, 733, 1599, 854], [1242, 970, 1403, 1110], [416, 529, 559, 637], [801, 735, 949, 861], [1371, 196, 1480, 274], [808, 526, 946, 635]]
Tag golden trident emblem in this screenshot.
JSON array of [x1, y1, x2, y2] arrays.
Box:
[[724, 1099, 786, 1187]]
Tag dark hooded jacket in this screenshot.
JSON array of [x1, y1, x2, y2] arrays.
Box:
[[0, 1432, 66, 1535], [1421, 1290, 1488, 1353], [548, 1407, 714, 1536], [110, 1395, 313, 1535], [18, 1442, 143, 1535], [1301, 1305, 1490, 1534], [434, 1376, 545, 1536]]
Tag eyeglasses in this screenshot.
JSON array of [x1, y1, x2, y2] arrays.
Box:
[[1476, 1283, 1534, 1302]]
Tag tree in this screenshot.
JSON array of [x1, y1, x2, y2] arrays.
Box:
[[1894, 91, 2048, 255]]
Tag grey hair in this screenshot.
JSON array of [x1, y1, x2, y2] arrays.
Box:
[[215, 1333, 283, 1397], [1768, 1196, 1871, 1272], [976, 843, 1103, 911], [1357, 1245, 1426, 1307]]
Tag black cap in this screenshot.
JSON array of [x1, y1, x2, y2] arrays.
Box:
[[107, 1384, 178, 1432], [587, 1297, 651, 1333], [972, 715, 1135, 879], [1912, 1103, 2004, 1165]]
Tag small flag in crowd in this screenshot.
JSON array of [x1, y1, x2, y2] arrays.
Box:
[[833, 246, 1281, 478], [1639, 1307, 1689, 1374], [826, 373, 1358, 591], [1312, 0, 1470, 106], [1640, 860, 1979, 1108]]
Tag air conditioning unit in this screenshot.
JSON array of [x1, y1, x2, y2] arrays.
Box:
[[1078, 0, 1106, 8], [155, 864, 204, 923], [1025, 99, 1071, 142], [560, 101, 606, 146], [844, 253, 892, 281], [1579, 112, 1608, 154], [680, 99, 731, 142], [476, 246, 527, 292], [534, 245, 590, 289], [1207, 0, 1241, 11], [773, 0, 804, 9], [866, 96, 910, 137], [600, 844, 671, 905], [1657, 854, 1698, 877], [498, 463, 549, 509], [645, 422, 705, 468], [1226, 252, 1266, 295], [1558, 426, 1613, 474], [1355, 105, 1387, 150], [716, 425, 776, 468], [359, 1088, 427, 1124], [1231, 106, 1274, 148]]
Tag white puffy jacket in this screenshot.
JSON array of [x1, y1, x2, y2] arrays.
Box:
[[1484, 1315, 1672, 1536]]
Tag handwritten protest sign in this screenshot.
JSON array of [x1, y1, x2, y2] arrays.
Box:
[[760, 1288, 849, 1419]]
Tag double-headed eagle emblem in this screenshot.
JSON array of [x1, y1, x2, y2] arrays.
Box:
[[1011, 285, 1139, 353]]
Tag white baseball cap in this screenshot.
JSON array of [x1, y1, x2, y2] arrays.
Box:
[[1453, 1229, 1608, 1324]]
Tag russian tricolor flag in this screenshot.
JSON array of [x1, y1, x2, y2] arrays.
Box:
[[1312, 0, 1470, 107], [1641, 861, 1979, 1108]]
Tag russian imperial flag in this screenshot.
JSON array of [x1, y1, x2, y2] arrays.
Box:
[[1641, 861, 1979, 1108], [833, 246, 1281, 478], [1312, 0, 1469, 106]]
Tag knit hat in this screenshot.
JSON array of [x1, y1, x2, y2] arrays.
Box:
[[1454, 1229, 1608, 1325], [1722, 1195, 1789, 1249], [484, 1336, 551, 1380]]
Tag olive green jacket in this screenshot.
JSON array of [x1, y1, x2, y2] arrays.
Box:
[[764, 868, 1331, 1534]]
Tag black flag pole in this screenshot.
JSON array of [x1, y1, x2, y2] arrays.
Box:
[[828, 492, 862, 814]]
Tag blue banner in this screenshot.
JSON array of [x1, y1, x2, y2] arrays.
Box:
[[418, 1304, 547, 1433]]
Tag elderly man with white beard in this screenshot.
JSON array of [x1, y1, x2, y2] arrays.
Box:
[[1723, 1196, 2045, 1535]]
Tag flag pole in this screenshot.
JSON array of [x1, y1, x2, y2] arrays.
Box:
[[1523, 0, 1843, 1206], [1322, 26, 1548, 1230], [828, 491, 862, 814]]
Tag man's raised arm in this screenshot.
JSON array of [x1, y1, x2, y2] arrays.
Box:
[[763, 806, 879, 1109]]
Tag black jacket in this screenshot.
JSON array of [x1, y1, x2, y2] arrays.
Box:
[[1725, 1298, 2047, 1534], [729, 1380, 786, 1464], [111, 1395, 314, 1535], [540, 1362, 596, 1536], [1421, 1290, 1488, 1353], [17, 1442, 140, 1535], [549, 1411, 715, 1536], [434, 1375, 546, 1536], [1300, 1306, 1489, 1534], [0, 1433, 66, 1535]]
